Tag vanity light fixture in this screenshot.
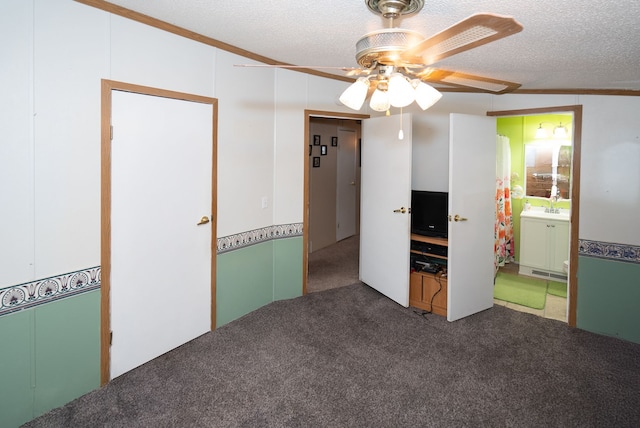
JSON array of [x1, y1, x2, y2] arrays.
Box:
[[534, 121, 571, 140], [535, 123, 548, 139], [553, 122, 569, 139]]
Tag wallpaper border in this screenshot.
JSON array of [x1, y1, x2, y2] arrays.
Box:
[[1, 235, 633, 316], [217, 223, 303, 254], [578, 239, 640, 264], [0, 266, 101, 317], [0, 224, 303, 317]]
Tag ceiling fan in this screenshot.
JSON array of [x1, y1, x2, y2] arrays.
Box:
[[237, 0, 523, 111]]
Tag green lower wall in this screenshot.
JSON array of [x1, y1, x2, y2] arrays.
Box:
[[577, 256, 640, 343], [1, 236, 303, 426], [216, 236, 303, 327], [273, 237, 304, 301], [0, 290, 100, 428]]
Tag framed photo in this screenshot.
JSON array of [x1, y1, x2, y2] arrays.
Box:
[[321, 145, 327, 155], [331, 136, 338, 146], [313, 156, 320, 168], [313, 135, 321, 145], [309, 145, 312, 156]]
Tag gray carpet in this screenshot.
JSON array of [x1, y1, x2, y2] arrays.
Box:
[[24, 283, 640, 427], [307, 235, 359, 293]]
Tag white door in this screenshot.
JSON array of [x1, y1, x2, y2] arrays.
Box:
[[447, 113, 496, 321], [360, 114, 412, 306], [336, 128, 357, 241], [110, 90, 213, 379]]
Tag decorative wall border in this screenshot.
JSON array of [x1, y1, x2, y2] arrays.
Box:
[[579, 239, 640, 264], [0, 266, 101, 317], [217, 223, 303, 254]]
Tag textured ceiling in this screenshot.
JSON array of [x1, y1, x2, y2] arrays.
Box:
[[103, 0, 640, 92]]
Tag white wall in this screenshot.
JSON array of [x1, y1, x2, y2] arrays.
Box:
[[579, 95, 640, 246], [0, 0, 34, 285], [0, 0, 354, 288], [3, 0, 639, 290]]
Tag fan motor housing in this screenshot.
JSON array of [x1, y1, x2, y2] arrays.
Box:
[[355, 28, 425, 68]]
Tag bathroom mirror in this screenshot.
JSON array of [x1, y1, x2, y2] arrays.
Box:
[[524, 143, 572, 199]]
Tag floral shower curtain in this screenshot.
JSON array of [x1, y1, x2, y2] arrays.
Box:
[[495, 135, 514, 272]]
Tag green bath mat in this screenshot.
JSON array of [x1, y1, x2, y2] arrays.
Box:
[[547, 280, 568, 298], [494, 272, 547, 309]]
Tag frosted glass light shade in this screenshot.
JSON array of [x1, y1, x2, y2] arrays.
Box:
[[535, 124, 548, 139], [412, 80, 442, 110], [339, 77, 370, 110], [369, 88, 390, 112], [388, 73, 415, 108], [554, 123, 568, 138]]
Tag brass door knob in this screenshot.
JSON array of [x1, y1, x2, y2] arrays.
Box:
[[197, 216, 210, 225], [393, 207, 407, 214], [454, 214, 468, 222]]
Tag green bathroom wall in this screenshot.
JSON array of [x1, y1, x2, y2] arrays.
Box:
[[0, 290, 100, 428], [577, 256, 640, 343]]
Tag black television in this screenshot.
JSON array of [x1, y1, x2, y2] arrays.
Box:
[[410, 190, 449, 238]]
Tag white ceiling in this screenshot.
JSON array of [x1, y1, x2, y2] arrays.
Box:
[[104, 0, 640, 92]]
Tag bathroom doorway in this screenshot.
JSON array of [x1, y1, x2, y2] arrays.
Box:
[[488, 105, 582, 327]]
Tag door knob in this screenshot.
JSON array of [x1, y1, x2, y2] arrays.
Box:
[[393, 207, 407, 214], [197, 216, 210, 225], [454, 214, 468, 222]]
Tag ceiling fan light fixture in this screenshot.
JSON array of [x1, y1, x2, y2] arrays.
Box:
[[411, 79, 442, 110], [388, 73, 415, 107], [339, 77, 370, 110], [370, 88, 391, 112]]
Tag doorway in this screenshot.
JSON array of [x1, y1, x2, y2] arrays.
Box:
[[303, 111, 368, 295], [488, 105, 582, 327], [100, 80, 218, 384]]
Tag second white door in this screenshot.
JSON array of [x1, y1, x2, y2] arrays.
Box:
[[110, 90, 214, 379]]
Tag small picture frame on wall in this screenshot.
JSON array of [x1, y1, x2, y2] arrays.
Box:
[[313, 157, 320, 167], [313, 135, 321, 145], [321, 145, 327, 155], [331, 136, 338, 146]]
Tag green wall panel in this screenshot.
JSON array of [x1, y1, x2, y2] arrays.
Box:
[[273, 237, 303, 301], [217, 241, 275, 327], [577, 256, 640, 343], [0, 310, 34, 428], [33, 290, 100, 417]]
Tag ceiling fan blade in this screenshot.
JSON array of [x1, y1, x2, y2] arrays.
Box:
[[403, 13, 523, 66], [415, 68, 521, 94], [235, 64, 369, 76]]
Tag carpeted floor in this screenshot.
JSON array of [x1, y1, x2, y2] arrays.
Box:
[[307, 235, 359, 293], [24, 283, 640, 428]]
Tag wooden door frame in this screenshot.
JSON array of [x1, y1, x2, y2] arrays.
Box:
[[100, 79, 218, 385], [487, 105, 582, 327], [302, 110, 369, 295]]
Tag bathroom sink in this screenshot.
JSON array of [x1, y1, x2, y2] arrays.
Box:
[[521, 209, 570, 221]]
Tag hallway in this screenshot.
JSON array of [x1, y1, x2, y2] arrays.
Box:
[[307, 235, 359, 293]]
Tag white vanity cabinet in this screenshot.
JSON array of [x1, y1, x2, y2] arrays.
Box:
[[519, 211, 569, 280]]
